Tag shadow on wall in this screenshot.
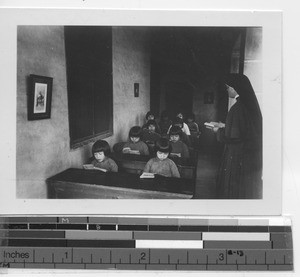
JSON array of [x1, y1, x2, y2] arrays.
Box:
[[68, 143, 92, 168], [114, 131, 124, 145], [136, 112, 146, 127]]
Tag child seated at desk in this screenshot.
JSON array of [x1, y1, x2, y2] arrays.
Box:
[[123, 126, 149, 156], [174, 111, 191, 136], [142, 120, 161, 155], [169, 126, 190, 159], [143, 138, 180, 178], [142, 111, 161, 134], [88, 140, 118, 172], [168, 117, 191, 147]]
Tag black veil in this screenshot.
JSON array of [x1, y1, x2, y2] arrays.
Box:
[[224, 73, 262, 143]]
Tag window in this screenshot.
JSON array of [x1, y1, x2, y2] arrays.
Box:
[[64, 26, 113, 149]]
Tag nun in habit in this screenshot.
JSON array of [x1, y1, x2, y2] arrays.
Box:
[[213, 74, 263, 199]]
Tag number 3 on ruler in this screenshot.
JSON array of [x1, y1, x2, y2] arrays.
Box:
[[219, 253, 224, 261]]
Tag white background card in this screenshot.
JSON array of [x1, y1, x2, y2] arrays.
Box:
[[0, 1, 300, 277], [0, 9, 281, 216]]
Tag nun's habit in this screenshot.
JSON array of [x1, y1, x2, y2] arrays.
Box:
[[216, 74, 262, 199]]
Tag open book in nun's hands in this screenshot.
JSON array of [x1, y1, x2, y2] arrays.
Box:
[[204, 121, 225, 129], [140, 172, 155, 179], [82, 164, 107, 172]]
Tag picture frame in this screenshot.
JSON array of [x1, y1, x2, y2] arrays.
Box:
[[28, 74, 53, 120]]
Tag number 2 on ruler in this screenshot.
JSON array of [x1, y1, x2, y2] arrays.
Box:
[[140, 252, 146, 261]]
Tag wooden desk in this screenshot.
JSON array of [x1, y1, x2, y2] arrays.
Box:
[[109, 152, 197, 180], [47, 168, 194, 199]]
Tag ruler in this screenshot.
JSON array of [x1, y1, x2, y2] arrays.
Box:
[[0, 216, 293, 271]]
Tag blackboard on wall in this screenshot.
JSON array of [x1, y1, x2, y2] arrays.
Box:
[[64, 26, 113, 148]]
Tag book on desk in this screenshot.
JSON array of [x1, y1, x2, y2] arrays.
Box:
[[47, 168, 194, 199], [140, 172, 155, 179], [82, 164, 107, 172], [109, 151, 198, 181]]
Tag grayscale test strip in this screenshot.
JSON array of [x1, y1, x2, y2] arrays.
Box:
[[0, 216, 293, 271]]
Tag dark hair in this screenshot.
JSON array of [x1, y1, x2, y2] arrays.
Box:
[[129, 126, 142, 138], [145, 119, 157, 129], [169, 126, 182, 137], [172, 117, 184, 128], [155, 138, 172, 153], [145, 111, 155, 120], [92, 140, 111, 156]]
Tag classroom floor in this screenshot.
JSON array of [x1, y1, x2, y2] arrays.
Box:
[[194, 148, 222, 199]]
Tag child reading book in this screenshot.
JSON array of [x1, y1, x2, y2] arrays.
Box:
[[169, 126, 190, 159], [84, 140, 118, 172], [143, 138, 180, 178], [123, 126, 149, 155], [142, 120, 161, 155]]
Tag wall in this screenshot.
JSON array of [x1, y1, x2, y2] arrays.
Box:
[[17, 26, 90, 198], [243, 27, 263, 108], [156, 28, 262, 151], [112, 27, 151, 143], [17, 26, 151, 198], [157, 58, 223, 150]]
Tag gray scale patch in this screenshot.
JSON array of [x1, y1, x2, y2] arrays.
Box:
[[270, 233, 293, 249]]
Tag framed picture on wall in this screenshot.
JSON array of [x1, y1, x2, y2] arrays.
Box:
[[28, 74, 53, 120]]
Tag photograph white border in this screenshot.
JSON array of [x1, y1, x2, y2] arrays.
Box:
[[0, 8, 282, 215]]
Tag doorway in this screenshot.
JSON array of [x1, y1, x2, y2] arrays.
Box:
[[165, 81, 193, 118]]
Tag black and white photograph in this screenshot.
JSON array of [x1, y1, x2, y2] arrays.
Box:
[[0, 9, 281, 215], [17, 25, 263, 200], [34, 84, 46, 113], [2, 1, 300, 275]]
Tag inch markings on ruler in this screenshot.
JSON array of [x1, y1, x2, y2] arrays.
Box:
[[0, 216, 294, 271], [0, 247, 293, 270]]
